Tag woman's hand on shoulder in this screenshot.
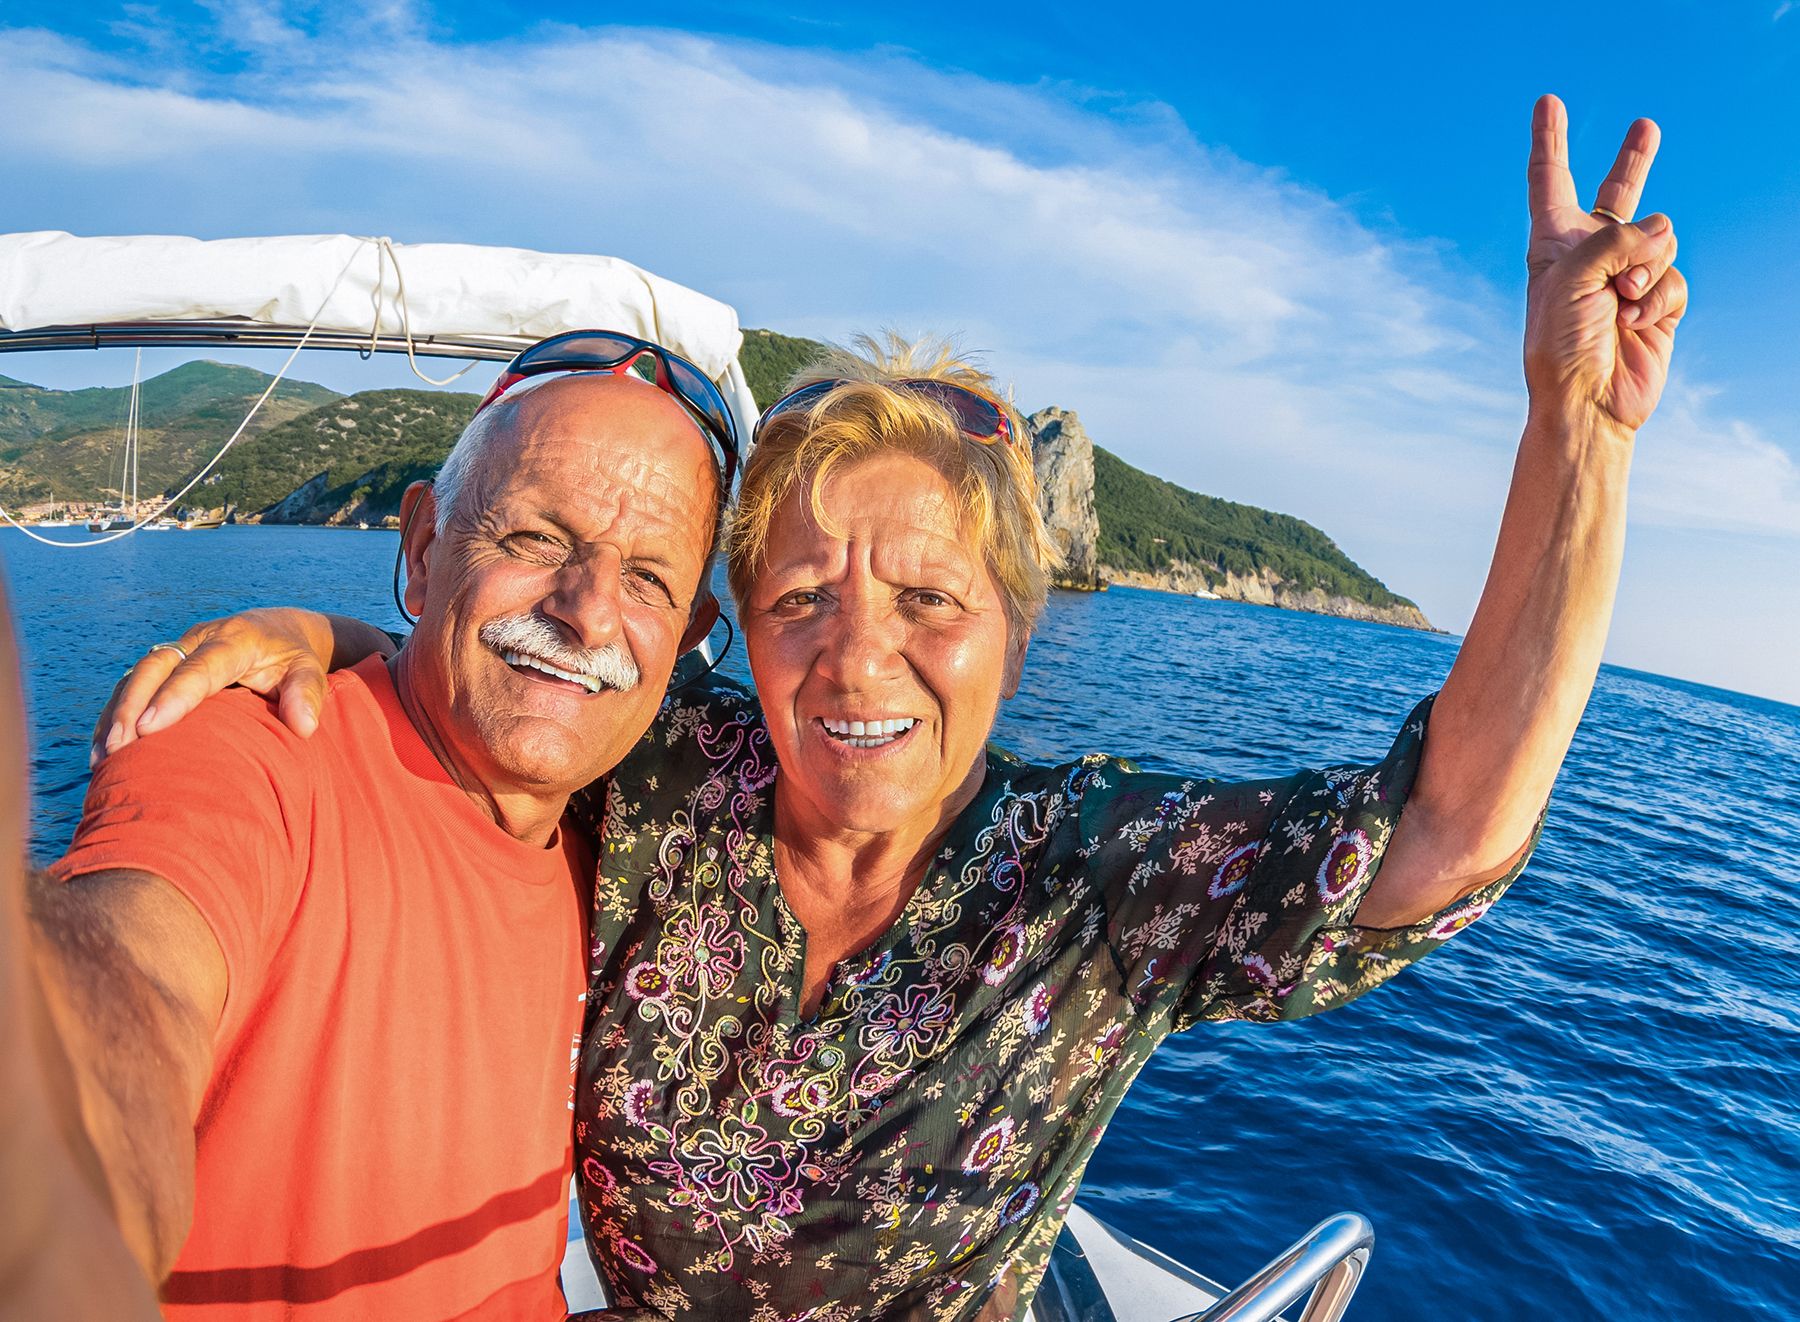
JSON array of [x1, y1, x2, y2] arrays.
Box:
[[90, 608, 390, 764]]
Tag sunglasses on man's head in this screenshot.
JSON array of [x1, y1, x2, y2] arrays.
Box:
[[755, 378, 1022, 453], [476, 330, 741, 487]]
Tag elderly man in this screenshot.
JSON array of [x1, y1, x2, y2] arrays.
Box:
[[0, 353, 727, 1320]]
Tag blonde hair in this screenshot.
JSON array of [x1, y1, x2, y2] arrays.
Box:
[[727, 334, 1058, 634]]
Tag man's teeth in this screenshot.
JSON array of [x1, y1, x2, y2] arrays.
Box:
[[820, 717, 917, 748], [502, 649, 602, 693]]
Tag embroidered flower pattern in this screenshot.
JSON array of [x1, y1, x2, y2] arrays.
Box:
[[981, 922, 1028, 985], [861, 985, 957, 1063], [1429, 898, 1495, 940], [621, 1080, 654, 1127], [613, 1236, 657, 1273], [1022, 983, 1053, 1036], [1210, 841, 1261, 898], [999, 1181, 1041, 1226], [963, 1117, 1016, 1174], [571, 682, 1523, 1320], [625, 960, 670, 1003], [1317, 829, 1373, 903]]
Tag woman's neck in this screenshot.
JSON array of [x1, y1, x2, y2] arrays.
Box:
[[771, 755, 989, 1014]]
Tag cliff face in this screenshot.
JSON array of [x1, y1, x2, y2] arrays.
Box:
[[1100, 558, 1434, 630], [252, 467, 403, 527], [1029, 406, 1102, 590]]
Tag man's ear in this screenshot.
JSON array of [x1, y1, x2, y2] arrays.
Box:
[[399, 481, 438, 618], [1001, 629, 1031, 700], [680, 588, 722, 655]]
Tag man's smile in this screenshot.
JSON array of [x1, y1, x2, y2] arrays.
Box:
[[499, 647, 605, 694]]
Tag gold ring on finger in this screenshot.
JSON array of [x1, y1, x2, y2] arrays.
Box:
[[146, 641, 191, 663], [1591, 206, 1628, 224]]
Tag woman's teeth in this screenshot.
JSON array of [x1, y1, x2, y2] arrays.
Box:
[[821, 716, 917, 748], [502, 649, 602, 693]]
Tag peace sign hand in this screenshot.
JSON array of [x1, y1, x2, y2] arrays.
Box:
[[1524, 94, 1687, 438]]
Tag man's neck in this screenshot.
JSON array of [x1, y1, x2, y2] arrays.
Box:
[[387, 651, 569, 848]]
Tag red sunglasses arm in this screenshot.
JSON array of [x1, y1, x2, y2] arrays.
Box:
[[476, 370, 527, 413]]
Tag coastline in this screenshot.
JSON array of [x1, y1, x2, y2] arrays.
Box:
[[1097, 561, 1437, 632]]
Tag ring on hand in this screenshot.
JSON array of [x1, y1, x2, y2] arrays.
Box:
[[1590, 205, 1628, 224], [146, 641, 191, 663]]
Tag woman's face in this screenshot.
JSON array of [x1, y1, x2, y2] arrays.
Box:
[[743, 450, 1027, 843]]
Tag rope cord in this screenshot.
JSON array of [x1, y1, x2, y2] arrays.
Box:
[[370, 237, 478, 388], [0, 236, 470, 547]]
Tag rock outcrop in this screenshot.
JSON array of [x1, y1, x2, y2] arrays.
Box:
[[1028, 402, 1434, 631], [259, 471, 332, 524], [252, 467, 402, 527], [1029, 406, 1102, 590], [1099, 558, 1435, 631]]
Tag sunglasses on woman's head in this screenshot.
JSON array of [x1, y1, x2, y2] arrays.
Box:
[[755, 378, 1022, 453], [476, 330, 741, 486]]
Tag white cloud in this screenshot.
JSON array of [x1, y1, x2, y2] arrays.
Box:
[[1634, 383, 1800, 538], [0, 10, 1793, 701], [196, 0, 307, 52]]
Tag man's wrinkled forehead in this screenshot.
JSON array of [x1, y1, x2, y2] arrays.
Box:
[[470, 379, 719, 547], [510, 373, 715, 482]]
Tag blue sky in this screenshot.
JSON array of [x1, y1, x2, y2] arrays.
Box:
[[2, 1, 1796, 703]]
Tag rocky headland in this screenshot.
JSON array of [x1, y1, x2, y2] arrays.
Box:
[[1026, 404, 1432, 632]]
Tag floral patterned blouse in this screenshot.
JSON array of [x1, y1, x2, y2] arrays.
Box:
[[568, 677, 1527, 1321]]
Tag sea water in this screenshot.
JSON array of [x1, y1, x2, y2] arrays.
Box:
[[6, 525, 1796, 1320]]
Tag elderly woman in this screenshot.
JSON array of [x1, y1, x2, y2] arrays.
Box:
[[97, 98, 1683, 1320]]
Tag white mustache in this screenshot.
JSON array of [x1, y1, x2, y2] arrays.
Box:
[[478, 614, 641, 693]]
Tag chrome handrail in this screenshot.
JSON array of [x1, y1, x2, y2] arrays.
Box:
[[1177, 1213, 1373, 1322]]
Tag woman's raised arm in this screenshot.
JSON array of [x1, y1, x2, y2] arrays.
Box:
[[1357, 96, 1687, 927], [91, 608, 395, 765]]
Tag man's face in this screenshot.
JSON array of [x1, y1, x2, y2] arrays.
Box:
[[403, 375, 718, 796]]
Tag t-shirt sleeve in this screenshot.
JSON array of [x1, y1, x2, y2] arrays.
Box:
[[1076, 694, 1536, 1029], [47, 689, 314, 1040]]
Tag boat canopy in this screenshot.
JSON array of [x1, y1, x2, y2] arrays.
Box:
[[0, 231, 760, 436]]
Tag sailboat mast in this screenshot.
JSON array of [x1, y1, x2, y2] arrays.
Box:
[[129, 349, 141, 519]]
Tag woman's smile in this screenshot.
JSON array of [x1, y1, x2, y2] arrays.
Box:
[[814, 714, 921, 750]]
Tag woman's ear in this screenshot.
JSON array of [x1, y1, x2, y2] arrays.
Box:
[[1001, 629, 1031, 700], [398, 481, 437, 618]]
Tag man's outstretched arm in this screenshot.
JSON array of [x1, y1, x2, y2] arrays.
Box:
[[27, 867, 226, 1279], [1, 580, 225, 1315]]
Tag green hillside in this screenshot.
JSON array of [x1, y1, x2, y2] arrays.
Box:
[[1093, 446, 1414, 607], [0, 362, 340, 503], [739, 328, 828, 409], [205, 388, 480, 519]]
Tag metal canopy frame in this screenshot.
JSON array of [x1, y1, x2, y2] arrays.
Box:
[[0, 322, 527, 362]]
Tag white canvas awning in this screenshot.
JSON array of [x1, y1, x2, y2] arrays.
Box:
[[0, 231, 760, 435]]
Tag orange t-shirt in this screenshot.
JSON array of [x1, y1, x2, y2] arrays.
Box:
[[52, 656, 592, 1321]]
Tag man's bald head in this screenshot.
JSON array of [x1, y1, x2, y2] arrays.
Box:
[[434, 374, 725, 549]]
